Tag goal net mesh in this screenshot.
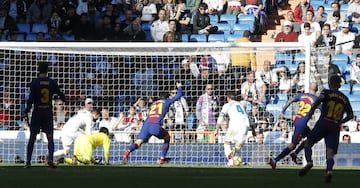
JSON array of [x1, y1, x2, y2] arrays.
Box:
[[0, 42, 329, 166]]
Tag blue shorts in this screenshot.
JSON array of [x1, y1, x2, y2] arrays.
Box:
[[30, 110, 53, 134], [137, 123, 168, 142], [307, 119, 341, 154], [292, 117, 310, 144]]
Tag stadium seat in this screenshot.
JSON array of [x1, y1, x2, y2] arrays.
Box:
[[16, 23, 31, 33], [331, 53, 349, 65], [31, 23, 48, 33], [207, 33, 225, 42], [182, 34, 189, 42], [265, 104, 282, 113], [352, 84, 360, 93], [348, 93, 360, 101], [220, 14, 237, 30], [25, 33, 37, 41], [141, 22, 152, 41], [212, 22, 231, 36], [276, 93, 289, 102], [274, 52, 293, 65], [336, 158, 347, 166], [227, 32, 243, 42], [352, 158, 360, 166], [8, 33, 25, 41], [232, 23, 251, 34], [293, 53, 305, 64], [189, 34, 207, 42], [209, 14, 219, 25], [62, 34, 75, 41], [351, 23, 360, 34], [339, 83, 350, 93], [287, 63, 298, 74], [351, 101, 360, 111], [238, 14, 256, 23]]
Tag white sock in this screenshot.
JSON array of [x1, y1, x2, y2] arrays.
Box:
[[53, 150, 67, 159], [224, 144, 232, 161]]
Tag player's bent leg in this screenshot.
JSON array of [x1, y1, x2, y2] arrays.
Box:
[[159, 133, 171, 165], [298, 162, 313, 177], [122, 139, 143, 165]]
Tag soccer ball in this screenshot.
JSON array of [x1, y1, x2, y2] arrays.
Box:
[[232, 156, 242, 166]]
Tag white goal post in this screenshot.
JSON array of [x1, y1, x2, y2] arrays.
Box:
[[0, 41, 338, 166]]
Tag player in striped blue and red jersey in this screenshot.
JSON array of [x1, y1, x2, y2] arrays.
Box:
[[122, 82, 183, 165], [269, 82, 319, 169], [23, 62, 66, 168], [299, 75, 353, 183]]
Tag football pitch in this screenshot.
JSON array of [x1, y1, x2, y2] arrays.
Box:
[[0, 165, 358, 188]]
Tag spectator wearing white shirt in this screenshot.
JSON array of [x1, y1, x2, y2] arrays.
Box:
[[150, 9, 169, 42], [348, 54, 360, 94], [335, 22, 355, 55], [203, 0, 224, 15], [348, 0, 360, 24], [255, 60, 278, 104], [298, 22, 316, 48], [300, 10, 321, 38], [137, 0, 157, 23], [99, 108, 118, 132]]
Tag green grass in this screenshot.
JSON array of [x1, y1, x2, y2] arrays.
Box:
[[1, 164, 359, 188]]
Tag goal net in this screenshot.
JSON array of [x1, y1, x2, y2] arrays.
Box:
[[0, 41, 329, 166]]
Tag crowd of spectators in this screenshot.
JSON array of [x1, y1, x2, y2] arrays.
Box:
[[0, 0, 275, 42]]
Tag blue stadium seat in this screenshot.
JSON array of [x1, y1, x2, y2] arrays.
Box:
[[352, 84, 360, 93], [331, 53, 349, 65], [274, 52, 293, 65], [238, 14, 256, 23], [220, 14, 237, 30], [26, 33, 37, 41], [8, 33, 25, 41], [17, 23, 31, 33], [182, 34, 189, 42], [351, 23, 360, 34], [276, 93, 289, 102], [232, 23, 251, 34], [336, 158, 347, 166], [207, 33, 225, 42], [348, 93, 360, 101], [352, 158, 360, 166], [189, 34, 207, 42], [213, 22, 231, 36], [351, 101, 360, 111], [227, 32, 243, 42], [62, 34, 75, 41], [209, 14, 219, 25], [287, 63, 298, 74], [31, 23, 48, 33], [339, 83, 350, 93], [293, 53, 305, 64]]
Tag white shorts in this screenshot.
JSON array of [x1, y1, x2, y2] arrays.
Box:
[[224, 126, 248, 145]]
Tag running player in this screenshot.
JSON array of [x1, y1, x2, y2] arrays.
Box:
[[269, 82, 318, 169], [299, 75, 353, 183], [214, 91, 253, 166], [122, 82, 183, 165]]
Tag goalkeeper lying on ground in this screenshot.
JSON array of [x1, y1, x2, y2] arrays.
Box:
[[63, 127, 110, 165]]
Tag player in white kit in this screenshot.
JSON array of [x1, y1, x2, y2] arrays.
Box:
[[53, 109, 100, 161], [214, 91, 254, 166]]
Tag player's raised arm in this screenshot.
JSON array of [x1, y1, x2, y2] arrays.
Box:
[[170, 82, 183, 102]]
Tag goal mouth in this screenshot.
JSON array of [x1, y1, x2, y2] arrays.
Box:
[[0, 41, 333, 166]]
